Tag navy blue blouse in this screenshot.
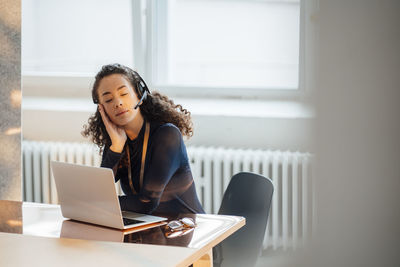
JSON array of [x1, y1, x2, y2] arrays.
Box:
[[101, 121, 205, 215]]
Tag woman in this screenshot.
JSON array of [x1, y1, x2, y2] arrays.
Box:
[[82, 63, 204, 216]]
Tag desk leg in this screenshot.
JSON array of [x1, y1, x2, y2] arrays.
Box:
[[193, 249, 213, 267]]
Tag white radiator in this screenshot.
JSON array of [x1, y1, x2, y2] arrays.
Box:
[[22, 140, 314, 250]]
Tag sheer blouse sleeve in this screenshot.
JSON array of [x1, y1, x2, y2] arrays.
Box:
[[119, 124, 182, 214], [100, 145, 126, 183]]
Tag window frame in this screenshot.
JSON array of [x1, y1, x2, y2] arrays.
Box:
[[142, 0, 309, 100]]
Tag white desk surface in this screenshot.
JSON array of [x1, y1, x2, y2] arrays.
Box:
[[0, 201, 245, 267], [0, 232, 198, 267]]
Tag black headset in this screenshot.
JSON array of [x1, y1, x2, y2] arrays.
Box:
[[133, 74, 150, 109]]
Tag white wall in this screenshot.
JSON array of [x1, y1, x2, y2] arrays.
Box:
[[292, 1, 400, 266], [22, 97, 314, 152]]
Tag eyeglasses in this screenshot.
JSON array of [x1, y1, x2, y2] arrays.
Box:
[[164, 217, 196, 238]]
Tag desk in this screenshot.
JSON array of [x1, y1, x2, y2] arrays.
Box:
[[0, 201, 245, 267]]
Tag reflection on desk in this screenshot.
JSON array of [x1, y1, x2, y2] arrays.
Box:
[[60, 219, 168, 243], [60, 213, 242, 250]]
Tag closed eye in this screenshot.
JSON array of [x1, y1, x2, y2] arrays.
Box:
[[121, 93, 128, 96], [105, 99, 112, 103]]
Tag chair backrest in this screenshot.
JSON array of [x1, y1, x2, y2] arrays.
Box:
[[215, 172, 274, 267]]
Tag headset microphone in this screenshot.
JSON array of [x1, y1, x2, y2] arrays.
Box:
[[133, 90, 147, 109]]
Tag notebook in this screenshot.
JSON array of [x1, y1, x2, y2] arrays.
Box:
[[50, 161, 167, 230]]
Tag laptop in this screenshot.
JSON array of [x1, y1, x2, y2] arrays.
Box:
[[50, 161, 167, 230]]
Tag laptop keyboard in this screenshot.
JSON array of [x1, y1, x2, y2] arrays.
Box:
[[123, 217, 144, 226]]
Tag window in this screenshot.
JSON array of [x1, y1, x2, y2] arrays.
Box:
[[151, 0, 301, 90], [22, 0, 304, 99], [22, 0, 134, 75]]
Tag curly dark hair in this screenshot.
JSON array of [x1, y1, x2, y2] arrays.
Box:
[[82, 63, 193, 153]]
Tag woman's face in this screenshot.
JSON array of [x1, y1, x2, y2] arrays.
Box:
[[97, 74, 140, 126]]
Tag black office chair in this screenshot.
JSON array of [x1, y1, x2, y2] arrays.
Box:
[[213, 172, 274, 267]]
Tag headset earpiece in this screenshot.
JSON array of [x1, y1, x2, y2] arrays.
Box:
[[133, 73, 150, 110], [137, 76, 150, 100]]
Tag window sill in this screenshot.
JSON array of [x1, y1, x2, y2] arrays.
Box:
[[22, 97, 314, 119]]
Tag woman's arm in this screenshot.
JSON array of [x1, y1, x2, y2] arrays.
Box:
[[119, 124, 182, 214], [98, 104, 126, 153], [98, 103, 128, 182], [100, 145, 126, 182]]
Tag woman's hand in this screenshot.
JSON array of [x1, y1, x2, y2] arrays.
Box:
[[98, 104, 127, 153]]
